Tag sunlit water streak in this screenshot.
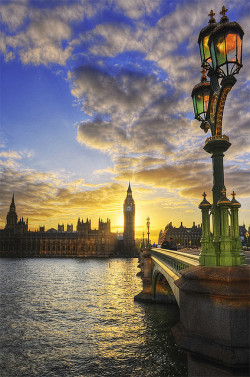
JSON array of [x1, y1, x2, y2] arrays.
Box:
[[0, 258, 187, 377]]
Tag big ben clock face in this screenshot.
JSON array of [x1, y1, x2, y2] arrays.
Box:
[[126, 205, 132, 211]]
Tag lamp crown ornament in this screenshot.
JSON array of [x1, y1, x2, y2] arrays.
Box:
[[231, 190, 241, 206], [199, 191, 211, 209], [220, 5, 229, 23], [208, 9, 216, 24]]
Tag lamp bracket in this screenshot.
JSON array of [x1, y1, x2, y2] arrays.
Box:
[[221, 75, 237, 89], [204, 73, 237, 137], [208, 72, 220, 94], [214, 78, 236, 136]]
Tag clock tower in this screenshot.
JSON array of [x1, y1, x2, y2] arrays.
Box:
[[123, 183, 135, 255]]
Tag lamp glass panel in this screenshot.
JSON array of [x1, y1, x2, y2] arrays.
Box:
[[200, 41, 205, 62], [203, 35, 210, 60], [210, 41, 217, 69], [227, 62, 235, 75], [204, 90, 210, 112], [193, 96, 198, 116], [237, 34, 242, 64], [215, 35, 226, 67], [196, 92, 204, 115], [226, 33, 237, 62]]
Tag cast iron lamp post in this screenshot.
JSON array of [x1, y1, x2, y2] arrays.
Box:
[[192, 6, 246, 266], [146, 217, 150, 248]]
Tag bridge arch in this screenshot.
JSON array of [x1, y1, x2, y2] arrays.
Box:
[[152, 262, 180, 306]]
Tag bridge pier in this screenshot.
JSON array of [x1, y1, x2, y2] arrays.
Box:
[[134, 249, 154, 302], [135, 248, 178, 304], [173, 265, 250, 376]]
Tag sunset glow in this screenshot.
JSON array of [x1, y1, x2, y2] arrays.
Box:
[[1, 0, 249, 242]]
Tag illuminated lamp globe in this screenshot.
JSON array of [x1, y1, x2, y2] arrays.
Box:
[[191, 69, 210, 122], [198, 9, 217, 69], [208, 6, 244, 77]]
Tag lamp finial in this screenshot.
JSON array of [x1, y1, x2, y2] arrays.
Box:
[[231, 191, 236, 198], [208, 9, 216, 24], [220, 5, 229, 23], [202, 191, 207, 199]]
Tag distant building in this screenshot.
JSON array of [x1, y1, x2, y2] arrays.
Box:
[[67, 224, 73, 232], [158, 221, 202, 249], [0, 195, 119, 258], [58, 224, 64, 232], [123, 182, 136, 256], [239, 225, 247, 238], [5, 193, 28, 233]]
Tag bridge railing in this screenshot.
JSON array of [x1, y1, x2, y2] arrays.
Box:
[[151, 248, 199, 276]]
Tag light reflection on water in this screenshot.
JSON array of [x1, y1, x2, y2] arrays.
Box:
[[0, 258, 187, 377]]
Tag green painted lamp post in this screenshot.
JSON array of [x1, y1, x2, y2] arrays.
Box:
[[192, 6, 246, 266]]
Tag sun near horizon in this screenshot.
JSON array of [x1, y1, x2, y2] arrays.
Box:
[[2, 182, 245, 245]]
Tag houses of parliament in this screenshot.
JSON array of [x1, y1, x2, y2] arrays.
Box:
[[0, 184, 136, 258]]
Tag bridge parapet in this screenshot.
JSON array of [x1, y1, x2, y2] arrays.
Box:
[[135, 247, 198, 304], [151, 248, 199, 275]]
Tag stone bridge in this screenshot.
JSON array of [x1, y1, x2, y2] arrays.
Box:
[[135, 247, 250, 376], [146, 247, 199, 305]]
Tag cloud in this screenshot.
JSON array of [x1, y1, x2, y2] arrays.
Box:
[[0, 149, 34, 169], [4, 15, 73, 65], [70, 65, 183, 155], [116, 161, 250, 200], [0, 163, 126, 228], [0, 0, 28, 31], [88, 23, 144, 57], [1, 0, 249, 230], [77, 119, 127, 152], [113, 0, 161, 19], [0, 0, 95, 65], [0, 150, 23, 159], [69, 66, 165, 115]]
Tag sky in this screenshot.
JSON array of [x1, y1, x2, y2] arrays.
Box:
[[0, 0, 250, 241]]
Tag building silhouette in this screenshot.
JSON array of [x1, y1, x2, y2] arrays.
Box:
[[5, 193, 28, 233], [158, 221, 202, 249], [0, 195, 120, 257], [123, 182, 135, 255], [1, 185, 139, 258]]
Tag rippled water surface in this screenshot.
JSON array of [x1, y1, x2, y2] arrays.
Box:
[[0, 258, 187, 377]]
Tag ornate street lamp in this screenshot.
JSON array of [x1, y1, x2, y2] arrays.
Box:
[[208, 7, 244, 77], [198, 10, 217, 69], [191, 68, 210, 124], [146, 217, 150, 248], [192, 6, 246, 267]]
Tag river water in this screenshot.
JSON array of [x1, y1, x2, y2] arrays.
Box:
[[0, 258, 187, 377]]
